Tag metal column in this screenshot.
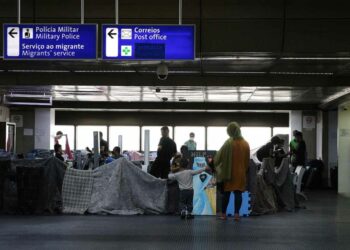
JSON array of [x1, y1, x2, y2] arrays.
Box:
[[93, 131, 100, 169], [118, 135, 123, 152], [143, 130, 150, 172]]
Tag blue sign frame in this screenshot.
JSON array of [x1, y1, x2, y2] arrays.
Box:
[[102, 24, 195, 60], [3, 24, 98, 60]]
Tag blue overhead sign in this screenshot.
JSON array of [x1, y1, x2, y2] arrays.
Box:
[[102, 25, 195, 60], [3, 24, 97, 60]]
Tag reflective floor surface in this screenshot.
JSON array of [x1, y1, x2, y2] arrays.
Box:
[[1, 190, 349, 250]]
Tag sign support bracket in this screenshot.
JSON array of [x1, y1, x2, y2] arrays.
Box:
[[115, 0, 119, 24], [17, 0, 21, 24], [81, 0, 84, 24], [179, 0, 182, 25]]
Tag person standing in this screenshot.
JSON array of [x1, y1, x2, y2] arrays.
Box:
[[289, 130, 299, 166], [168, 154, 209, 219], [292, 131, 307, 168], [54, 131, 64, 145], [54, 144, 64, 162], [54, 131, 73, 160], [151, 126, 177, 179], [180, 145, 191, 169], [184, 132, 197, 151], [214, 122, 250, 221], [99, 132, 109, 155]]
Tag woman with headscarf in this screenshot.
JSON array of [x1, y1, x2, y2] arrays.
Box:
[[214, 122, 250, 221]]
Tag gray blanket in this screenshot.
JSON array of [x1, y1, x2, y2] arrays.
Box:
[[251, 158, 278, 215], [251, 157, 295, 215], [275, 158, 295, 210], [88, 158, 168, 215], [62, 168, 93, 214]]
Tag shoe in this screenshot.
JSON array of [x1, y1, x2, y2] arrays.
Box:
[[180, 210, 186, 219], [218, 213, 227, 220], [234, 213, 240, 221], [186, 214, 194, 219]]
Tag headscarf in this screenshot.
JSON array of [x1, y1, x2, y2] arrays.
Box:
[[226, 122, 243, 140]]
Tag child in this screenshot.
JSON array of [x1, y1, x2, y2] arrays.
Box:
[[168, 154, 209, 219]]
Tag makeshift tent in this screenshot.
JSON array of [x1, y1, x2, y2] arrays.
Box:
[[62, 158, 168, 215], [0, 157, 66, 214]]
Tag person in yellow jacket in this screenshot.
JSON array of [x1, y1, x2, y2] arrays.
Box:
[[214, 122, 250, 221]]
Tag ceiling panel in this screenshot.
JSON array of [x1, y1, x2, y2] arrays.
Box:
[[1, 85, 348, 108]]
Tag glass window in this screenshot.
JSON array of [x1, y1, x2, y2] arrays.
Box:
[[109, 126, 140, 152], [241, 127, 271, 150], [174, 126, 205, 150], [273, 127, 290, 152], [273, 127, 290, 136], [207, 127, 228, 150], [51, 125, 75, 150], [76, 126, 107, 150], [141, 126, 173, 151]]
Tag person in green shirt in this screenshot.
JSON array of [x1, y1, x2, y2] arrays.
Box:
[[289, 130, 299, 159], [184, 132, 197, 151]]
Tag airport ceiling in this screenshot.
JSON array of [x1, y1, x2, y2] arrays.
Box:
[[0, 84, 348, 111], [1, 0, 350, 111]]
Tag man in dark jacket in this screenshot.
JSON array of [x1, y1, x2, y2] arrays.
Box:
[[151, 126, 177, 179], [257, 136, 284, 163]]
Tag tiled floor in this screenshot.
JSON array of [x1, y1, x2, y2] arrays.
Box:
[[0, 190, 349, 250]]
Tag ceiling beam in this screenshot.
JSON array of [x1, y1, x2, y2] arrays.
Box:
[[319, 93, 350, 110], [51, 101, 319, 111], [0, 71, 348, 87]]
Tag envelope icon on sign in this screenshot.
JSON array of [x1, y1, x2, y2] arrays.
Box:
[[121, 29, 132, 40]]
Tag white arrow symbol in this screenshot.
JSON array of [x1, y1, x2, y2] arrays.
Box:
[[7, 27, 20, 57]]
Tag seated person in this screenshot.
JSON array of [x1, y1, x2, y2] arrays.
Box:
[[112, 146, 123, 160], [54, 144, 64, 162], [105, 146, 123, 164]]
